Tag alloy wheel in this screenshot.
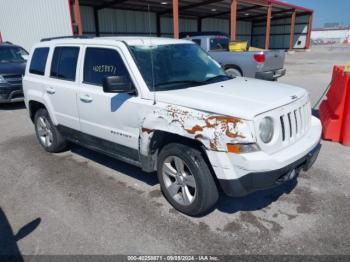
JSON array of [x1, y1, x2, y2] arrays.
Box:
[[36, 116, 53, 148], [162, 156, 197, 206]]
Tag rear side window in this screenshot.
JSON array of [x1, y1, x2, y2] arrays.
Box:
[[29, 48, 49, 75], [210, 38, 229, 51], [83, 47, 130, 86], [50, 47, 79, 81]]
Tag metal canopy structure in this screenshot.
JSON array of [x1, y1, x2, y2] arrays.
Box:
[[70, 0, 313, 50]]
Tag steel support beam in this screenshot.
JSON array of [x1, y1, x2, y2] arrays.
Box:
[[197, 17, 202, 32], [93, 8, 100, 36], [156, 13, 161, 37], [305, 13, 313, 49], [265, 3, 272, 49], [289, 10, 296, 50], [230, 0, 237, 41], [173, 0, 179, 39], [73, 0, 83, 35]]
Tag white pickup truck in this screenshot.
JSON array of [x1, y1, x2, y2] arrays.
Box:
[[184, 33, 286, 80], [23, 36, 321, 216]]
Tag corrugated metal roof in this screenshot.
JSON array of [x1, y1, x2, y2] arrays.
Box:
[[78, 0, 312, 21]]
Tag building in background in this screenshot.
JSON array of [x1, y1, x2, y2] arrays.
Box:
[[311, 26, 350, 45], [0, 0, 313, 51]]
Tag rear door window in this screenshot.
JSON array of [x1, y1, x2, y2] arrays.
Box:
[[50, 47, 80, 81], [83, 47, 130, 86], [29, 47, 49, 75]]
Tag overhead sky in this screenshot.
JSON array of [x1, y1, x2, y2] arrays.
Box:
[[285, 0, 350, 28]]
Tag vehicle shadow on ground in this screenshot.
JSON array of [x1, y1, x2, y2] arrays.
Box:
[[70, 144, 159, 186], [70, 143, 298, 214], [0, 102, 26, 111], [216, 178, 298, 214], [0, 208, 41, 260]]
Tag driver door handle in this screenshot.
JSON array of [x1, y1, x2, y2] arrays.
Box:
[[46, 87, 56, 95], [80, 94, 93, 103]]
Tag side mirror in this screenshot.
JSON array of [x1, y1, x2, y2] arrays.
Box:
[[102, 75, 134, 93]]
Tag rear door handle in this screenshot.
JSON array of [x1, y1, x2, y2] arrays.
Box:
[[80, 94, 93, 103], [46, 87, 56, 95]]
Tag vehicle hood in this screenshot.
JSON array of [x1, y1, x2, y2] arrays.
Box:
[[155, 77, 307, 119], [0, 61, 26, 75]]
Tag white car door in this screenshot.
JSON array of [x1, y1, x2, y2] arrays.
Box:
[[44, 46, 81, 131], [77, 45, 143, 161]]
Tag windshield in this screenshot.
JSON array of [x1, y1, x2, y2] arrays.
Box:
[[130, 43, 230, 91], [0, 46, 28, 63], [210, 37, 229, 51]]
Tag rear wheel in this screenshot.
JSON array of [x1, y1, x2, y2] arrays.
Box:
[[157, 143, 219, 216], [34, 108, 68, 153], [225, 67, 242, 78]]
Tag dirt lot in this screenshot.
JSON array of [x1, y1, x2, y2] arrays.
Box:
[[1, 45, 350, 256]]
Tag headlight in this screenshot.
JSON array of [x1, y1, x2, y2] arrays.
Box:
[[0, 75, 7, 84], [259, 117, 274, 143]]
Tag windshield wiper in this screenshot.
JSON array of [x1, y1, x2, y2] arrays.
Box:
[[155, 80, 202, 87], [154, 76, 231, 89], [203, 75, 231, 83]]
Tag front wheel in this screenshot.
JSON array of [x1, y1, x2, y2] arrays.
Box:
[[157, 143, 219, 216]]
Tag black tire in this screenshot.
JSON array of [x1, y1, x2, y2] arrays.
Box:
[[34, 108, 68, 153], [157, 143, 219, 216]]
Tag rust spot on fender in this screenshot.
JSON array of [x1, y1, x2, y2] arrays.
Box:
[[142, 105, 250, 152], [204, 115, 240, 127], [204, 116, 245, 139], [186, 115, 245, 140], [210, 141, 218, 151], [185, 124, 203, 134]]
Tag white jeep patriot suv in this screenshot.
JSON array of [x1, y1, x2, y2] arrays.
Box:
[[23, 36, 322, 216]]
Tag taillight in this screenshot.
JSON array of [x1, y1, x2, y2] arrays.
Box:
[[254, 53, 265, 63]]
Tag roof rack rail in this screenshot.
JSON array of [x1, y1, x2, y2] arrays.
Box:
[[40, 35, 94, 42]]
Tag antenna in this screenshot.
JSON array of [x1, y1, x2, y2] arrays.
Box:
[[147, 4, 157, 105]]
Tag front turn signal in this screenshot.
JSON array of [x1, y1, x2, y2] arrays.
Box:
[[227, 143, 260, 154]]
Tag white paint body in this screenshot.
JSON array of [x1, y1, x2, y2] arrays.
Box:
[[23, 37, 322, 182]]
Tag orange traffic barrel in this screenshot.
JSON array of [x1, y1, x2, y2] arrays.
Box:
[[319, 65, 350, 146]]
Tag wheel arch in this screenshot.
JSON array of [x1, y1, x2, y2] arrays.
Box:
[[28, 100, 46, 122], [141, 130, 222, 197], [139, 129, 218, 179], [28, 99, 58, 125]]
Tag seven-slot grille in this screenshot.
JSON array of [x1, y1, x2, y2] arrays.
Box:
[[279, 101, 311, 143], [3, 74, 23, 86]]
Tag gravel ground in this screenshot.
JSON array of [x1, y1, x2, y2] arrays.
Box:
[[0, 45, 350, 257]]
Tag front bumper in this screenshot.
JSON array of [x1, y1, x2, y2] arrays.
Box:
[[206, 116, 322, 197], [0, 85, 24, 103], [218, 143, 321, 197], [255, 68, 286, 81]]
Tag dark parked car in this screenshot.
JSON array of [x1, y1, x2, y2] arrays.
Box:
[[0, 43, 28, 103]]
